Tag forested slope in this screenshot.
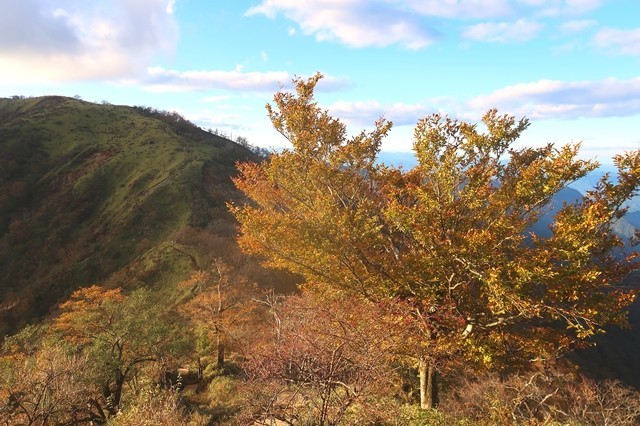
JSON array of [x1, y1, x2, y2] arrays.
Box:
[[0, 96, 260, 334]]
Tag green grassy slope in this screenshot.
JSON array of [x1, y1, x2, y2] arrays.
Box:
[[0, 96, 260, 334]]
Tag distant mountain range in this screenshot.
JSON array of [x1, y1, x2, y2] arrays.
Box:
[[379, 151, 640, 241]]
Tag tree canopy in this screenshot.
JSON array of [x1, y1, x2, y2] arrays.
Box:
[[53, 285, 188, 419], [231, 74, 640, 408]]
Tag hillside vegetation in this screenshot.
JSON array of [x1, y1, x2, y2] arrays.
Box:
[[0, 96, 262, 333], [1, 90, 640, 425]]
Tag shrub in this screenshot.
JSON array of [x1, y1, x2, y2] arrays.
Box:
[[440, 369, 640, 425]]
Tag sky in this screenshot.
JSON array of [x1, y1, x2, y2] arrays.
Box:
[[1, 0, 639, 163]]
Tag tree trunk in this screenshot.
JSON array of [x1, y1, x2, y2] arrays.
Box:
[[105, 370, 125, 417], [113, 372, 125, 413], [196, 357, 204, 393], [419, 358, 437, 409], [216, 334, 225, 369]]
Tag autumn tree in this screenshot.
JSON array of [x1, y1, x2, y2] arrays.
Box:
[[0, 331, 96, 425], [179, 258, 262, 370], [231, 74, 640, 410], [240, 291, 400, 425], [53, 285, 189, 420]]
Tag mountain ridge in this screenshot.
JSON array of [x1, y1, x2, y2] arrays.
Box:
[[0, 95, 260, 333]]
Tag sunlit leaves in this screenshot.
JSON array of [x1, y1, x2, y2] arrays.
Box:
[[52, 285, 186, 418], [177, 259, 263, 367], [232, 74, 640, 377]]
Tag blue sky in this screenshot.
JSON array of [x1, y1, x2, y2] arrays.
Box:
[[1, 0, 639, 163]]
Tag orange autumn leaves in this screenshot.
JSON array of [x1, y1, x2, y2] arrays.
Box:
[[231, 74, 640, 370], [178, 259, 263, 368], [54, 285, 124, 345]]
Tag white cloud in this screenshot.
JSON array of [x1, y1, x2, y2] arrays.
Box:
[[246, 1, 605, 49], [594, 28, 640, 55], [560, 19, 597, 33], [327, 99, 449, 127], [327, 76, 640, 129], [565, 0, 601, 7], [560, 0, 603, 14], [0, 0, 178, 82], [166, 0, 176, 14], [525, 0, 603, 16], [246, 0, 441, 50], [203, 95, 233, 103], [140, 67, 289, 92], [467, 77, 640, 119], [459, 0, 605, 17], [188, 110, 248, 131], [517, 0, 548, 5], [462, 19, 544, 43], [133, 67, 351, 93], [0, 2, 77, 54], [399, 0, 513, 19]]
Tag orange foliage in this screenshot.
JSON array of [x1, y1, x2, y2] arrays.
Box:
[[54, 285, 124, 345], [178, 259, 263, 367], [231, 74, 640, 385]]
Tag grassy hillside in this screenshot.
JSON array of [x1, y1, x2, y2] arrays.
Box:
[[0, 96, 264, 334]]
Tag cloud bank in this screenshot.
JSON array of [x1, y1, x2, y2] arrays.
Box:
[[594, 28, 640, 55], [468, 77, 640, 119], [462, 19, 543, 43], [327, 99, 438, 127], [246, 0, 441, 49], [131, 67, 350, 93], [0, 0, 178, 81], [324, 76, 640, 128], [246, 0, 605, 49]]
